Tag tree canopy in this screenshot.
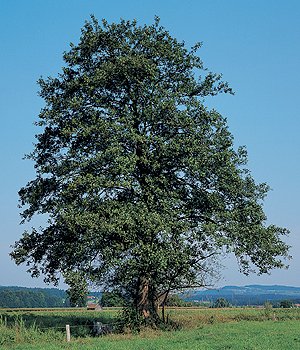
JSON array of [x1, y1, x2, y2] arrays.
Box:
[[11, 16, 289, 326]]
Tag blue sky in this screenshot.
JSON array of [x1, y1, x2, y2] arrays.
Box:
[[0, 0, 299, 288]]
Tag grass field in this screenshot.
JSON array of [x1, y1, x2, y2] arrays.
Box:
[[1, 307, 300, 349]]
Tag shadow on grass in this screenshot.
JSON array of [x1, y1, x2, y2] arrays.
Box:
[[1, 310, 119, 337]]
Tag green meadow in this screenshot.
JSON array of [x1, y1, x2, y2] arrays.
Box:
[[1, 308, 300, 350]]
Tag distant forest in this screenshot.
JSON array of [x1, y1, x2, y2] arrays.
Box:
[[1, 285, 300, 308], [0, 286, 67, 308]]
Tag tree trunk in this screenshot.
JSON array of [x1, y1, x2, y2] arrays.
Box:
[[136, 276, 159, 323], [158, 290, 169, 324]]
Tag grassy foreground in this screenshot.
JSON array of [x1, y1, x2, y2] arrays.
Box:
[[1, 308, 300, 349]]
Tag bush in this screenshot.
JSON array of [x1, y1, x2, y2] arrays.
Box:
[[212, 298, 231, 308], [101, 292, 126, 307]]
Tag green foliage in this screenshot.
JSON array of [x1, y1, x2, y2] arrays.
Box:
[[101, 292, 125, 307], [278, 299, 294, 308], [164, 294, 186, 307], [212, 298, 231, 308], [263, 301, 273, 318], [11, 16, 289, 326], [164, 294, 201, 307], [64, 271, 88, 307], [0, 287, 66, 308]]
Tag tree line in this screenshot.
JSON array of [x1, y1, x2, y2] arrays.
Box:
[[0, 287, 67, 308]]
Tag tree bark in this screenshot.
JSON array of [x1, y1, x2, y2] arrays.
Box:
[[136, 276, 159, 322]]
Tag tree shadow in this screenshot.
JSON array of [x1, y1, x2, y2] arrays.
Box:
[[1, 310, 118, 337]]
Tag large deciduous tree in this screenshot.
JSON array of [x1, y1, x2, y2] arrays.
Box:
[[11, 16, 289, 326]]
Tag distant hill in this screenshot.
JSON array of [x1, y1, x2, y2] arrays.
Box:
[[0, 286, 104, 308], [183, 285, 300, 306], [0, 286, 67, 308], [1, 284, 300, 308]]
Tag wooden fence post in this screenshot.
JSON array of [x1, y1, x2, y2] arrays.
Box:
[[66, 324, 71, 342]]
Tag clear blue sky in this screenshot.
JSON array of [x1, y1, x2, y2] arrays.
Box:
[[0, 0, 299, 288]]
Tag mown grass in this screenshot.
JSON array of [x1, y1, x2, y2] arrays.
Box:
[[1, 307, 300, 349]]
